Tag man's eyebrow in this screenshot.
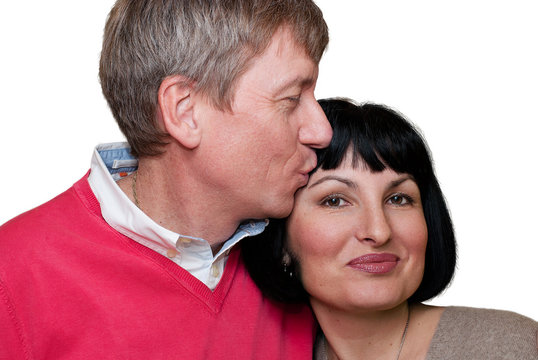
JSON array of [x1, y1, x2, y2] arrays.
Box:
[[273, 76, 315, 95], [307, 175, 357, 189]]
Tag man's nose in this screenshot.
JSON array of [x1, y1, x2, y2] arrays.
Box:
[[299, 99, 332, 149]]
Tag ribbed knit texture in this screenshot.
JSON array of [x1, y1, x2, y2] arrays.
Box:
[[0, 174, 315, 360]]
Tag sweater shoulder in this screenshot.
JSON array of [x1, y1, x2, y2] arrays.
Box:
[[427, 306, 538, 359], [0, 174, 101, 250], [439, 306, 537, 331]]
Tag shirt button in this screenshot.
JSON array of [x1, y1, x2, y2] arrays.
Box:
[[178, 237, 192, 247], [166, 249, 179, 258], [211, 264, 220, 278]]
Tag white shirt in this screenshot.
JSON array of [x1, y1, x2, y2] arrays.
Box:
[[87, 142, 267, 290]]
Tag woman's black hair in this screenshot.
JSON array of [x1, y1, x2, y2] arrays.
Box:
[[241, 98, 457, 304]]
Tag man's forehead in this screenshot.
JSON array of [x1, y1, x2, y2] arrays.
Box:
[[265, 28, 318, 90], [272, 25, 311, 59], [223, 25, 318, 108]]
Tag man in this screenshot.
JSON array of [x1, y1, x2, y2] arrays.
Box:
[[0, 0, 331, 358]]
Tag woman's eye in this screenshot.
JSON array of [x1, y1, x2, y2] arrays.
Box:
[[387, 194, 411, 206], [322, 196, 347, 208]]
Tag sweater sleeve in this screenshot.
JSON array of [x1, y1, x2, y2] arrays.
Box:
[[0, 274, 30, 360]]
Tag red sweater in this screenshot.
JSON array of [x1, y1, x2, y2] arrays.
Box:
[[0, 175, 315, 359]]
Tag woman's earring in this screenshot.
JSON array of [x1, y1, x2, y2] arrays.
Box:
[[282, 252, 294, 278]]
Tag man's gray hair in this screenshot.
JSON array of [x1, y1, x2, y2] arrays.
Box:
[[99, 0, 329, 157]]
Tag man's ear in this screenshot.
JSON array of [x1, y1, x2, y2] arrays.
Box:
[[158, 75, 201, 149]]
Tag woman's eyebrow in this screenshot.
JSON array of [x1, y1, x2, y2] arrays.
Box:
[[387, 175, 415, 189], [307, 175, 357, 189]]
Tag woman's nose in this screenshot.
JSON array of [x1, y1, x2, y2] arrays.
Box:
[[355, 206, 392, 246]]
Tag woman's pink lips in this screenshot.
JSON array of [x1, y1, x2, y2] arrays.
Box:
[[347, 253, 400, 274]]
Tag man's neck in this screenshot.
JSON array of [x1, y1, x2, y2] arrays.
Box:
[[116, 157, 243, 249]]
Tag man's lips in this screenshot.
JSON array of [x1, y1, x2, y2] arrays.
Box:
[[302, 153, 318, 173], [299, 173, 309, 186], [298, 160, 316, 185], [347, 253, 400, 274]]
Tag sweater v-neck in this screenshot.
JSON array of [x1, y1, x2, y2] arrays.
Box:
[[74, 173, 239, 314]]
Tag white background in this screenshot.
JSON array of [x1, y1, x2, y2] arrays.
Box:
[[0, 1, 536, 320]]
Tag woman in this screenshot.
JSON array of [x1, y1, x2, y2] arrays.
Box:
[[242, 99, 537, 359]]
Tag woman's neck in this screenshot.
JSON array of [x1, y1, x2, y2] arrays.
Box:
[[312, 302, 443, 360]]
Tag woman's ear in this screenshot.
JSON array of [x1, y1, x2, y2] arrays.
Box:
[[158, 75, 201, 149]]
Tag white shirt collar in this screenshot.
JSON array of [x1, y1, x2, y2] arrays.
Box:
[[87, 142, 267, 290]]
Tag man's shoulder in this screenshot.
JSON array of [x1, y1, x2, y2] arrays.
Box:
[[0, 175, 96, 249]]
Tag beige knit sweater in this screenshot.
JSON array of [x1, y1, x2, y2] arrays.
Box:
[[314, 306, 538, 359]]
